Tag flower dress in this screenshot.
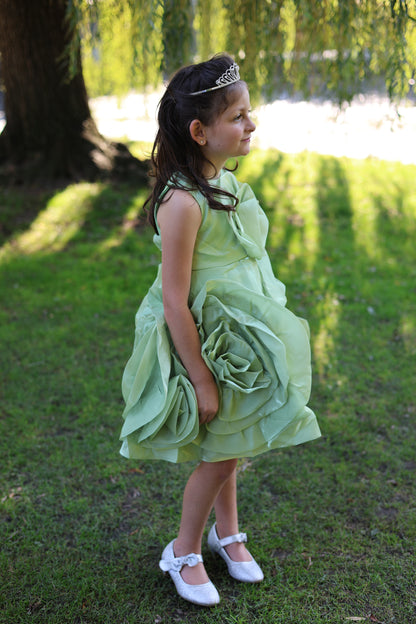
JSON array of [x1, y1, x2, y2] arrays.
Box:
[[120, 170, 321, 463]]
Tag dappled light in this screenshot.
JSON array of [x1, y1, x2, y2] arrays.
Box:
[[238, 149, 416, 427], [1, 1, 416, 620], [313, 291, 341, 380], [400, 314, 416, 355], [0, 184, 102, 260], [0, 184, 147, 262], [1, 148, 416, 623], [96, 193, 147, 255]]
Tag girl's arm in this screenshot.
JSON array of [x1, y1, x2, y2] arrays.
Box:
[[157, 189, 219, 424]]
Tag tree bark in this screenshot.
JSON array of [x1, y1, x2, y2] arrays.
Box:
[[0, 0, 146, 184]]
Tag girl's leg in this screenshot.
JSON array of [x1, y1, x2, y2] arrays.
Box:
[[213, 468, 252, 562], [174, 458, 238, 584]]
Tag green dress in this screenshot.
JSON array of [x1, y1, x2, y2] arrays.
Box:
[[120, 170, 321, 463]]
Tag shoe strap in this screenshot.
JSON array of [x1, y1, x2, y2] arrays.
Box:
[[159, 552, 203, 573], [218, 532, 247, 548]]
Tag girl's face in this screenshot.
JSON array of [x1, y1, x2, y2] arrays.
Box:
[[201, 84, 256, 175]]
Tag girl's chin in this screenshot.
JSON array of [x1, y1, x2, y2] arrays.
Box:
[[239, 143, 251, 155]]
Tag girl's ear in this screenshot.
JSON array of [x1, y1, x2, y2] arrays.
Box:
[[189, 119, 207, 146]]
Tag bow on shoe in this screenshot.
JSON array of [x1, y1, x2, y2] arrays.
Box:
[[159, 552, 202, 572], [235, 532, 247, 543]]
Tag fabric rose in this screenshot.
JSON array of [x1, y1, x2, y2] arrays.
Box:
[[121, 320, 199, 451], [137, 372, 199, 449], [192, 285, 290, 435]]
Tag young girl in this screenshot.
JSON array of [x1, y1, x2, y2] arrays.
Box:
[[120, 54, 321, 606]]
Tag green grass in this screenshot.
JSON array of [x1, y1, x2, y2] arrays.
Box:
[[1, 148, 415, 624]]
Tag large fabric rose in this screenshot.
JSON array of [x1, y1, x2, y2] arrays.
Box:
[[192, 282, 291, 436]]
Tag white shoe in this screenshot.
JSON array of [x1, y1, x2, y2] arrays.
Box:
[[159, 540, 220, 606], [208, 523, 264, 583]]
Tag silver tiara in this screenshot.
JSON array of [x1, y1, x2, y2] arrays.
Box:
[[189, 63, 240, 96]]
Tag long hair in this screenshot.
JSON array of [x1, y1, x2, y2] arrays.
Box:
[[145, 54, 243, 232]]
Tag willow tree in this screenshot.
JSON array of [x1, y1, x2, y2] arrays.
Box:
[[193, 0, 416, 102], [80, 0, 415, 103]]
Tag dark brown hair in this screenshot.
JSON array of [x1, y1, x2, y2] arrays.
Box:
[[144, 54, 243, 232]]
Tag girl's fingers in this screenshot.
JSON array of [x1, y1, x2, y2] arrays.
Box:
[[199, 412, 216, 425]]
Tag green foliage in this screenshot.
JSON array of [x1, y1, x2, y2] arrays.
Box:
[[76, 0, 416, 103], [78, 0, 164, 96], [194, 0, 228, 61], [1, 147, 416, 622], [162, 0, 195, 78]]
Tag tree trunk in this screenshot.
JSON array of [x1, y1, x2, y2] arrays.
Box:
[[0, 0, 146, 184]]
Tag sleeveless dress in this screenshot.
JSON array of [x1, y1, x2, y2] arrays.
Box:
[[120, 170, 321, 463]]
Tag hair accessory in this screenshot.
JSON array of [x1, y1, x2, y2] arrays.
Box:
[[190, 63, 240, 96]]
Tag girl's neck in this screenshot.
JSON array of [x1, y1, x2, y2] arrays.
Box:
[[203, 160, 225, 180]]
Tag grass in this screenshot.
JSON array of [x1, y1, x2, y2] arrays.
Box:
[[1, 147, 415, 624]]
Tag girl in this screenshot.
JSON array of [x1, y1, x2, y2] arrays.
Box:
[[120, 54, 321, 606]]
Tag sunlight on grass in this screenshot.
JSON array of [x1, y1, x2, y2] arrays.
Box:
[[0, 184, 103, 261], [285, 210, 320, 272], [349, 160, 416, 263], [96, 192, 147, 253], [349, 165, 389, 262], [351, 198, 380, 261], [313, 292, 341, 379], [297, 203, 320, 273], [401, 315, 416, 355], [240, 149, 321, 272], [1, 150, 416, 624]]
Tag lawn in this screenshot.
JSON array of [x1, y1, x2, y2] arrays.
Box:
[[0, 147, 415, 624]]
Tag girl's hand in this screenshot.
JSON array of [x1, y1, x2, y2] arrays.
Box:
[[193, 373, 219, 425]]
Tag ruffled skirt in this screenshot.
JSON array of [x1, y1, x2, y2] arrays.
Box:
[[120, 256, 321, 463]]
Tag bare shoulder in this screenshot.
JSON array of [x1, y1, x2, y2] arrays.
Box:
[[157, 188, 201, 231]]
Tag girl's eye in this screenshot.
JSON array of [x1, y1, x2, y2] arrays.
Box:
[[233, 110, 253, 122]]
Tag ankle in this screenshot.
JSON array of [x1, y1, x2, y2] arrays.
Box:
[[174, 537, 201, 557], [215, 523, 239, 540]]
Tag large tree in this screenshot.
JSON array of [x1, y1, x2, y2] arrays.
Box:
[[0, 0, 145, 183]]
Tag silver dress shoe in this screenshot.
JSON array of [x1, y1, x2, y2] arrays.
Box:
[[208, 523, 264, 583], [159, 540, 220, 606]]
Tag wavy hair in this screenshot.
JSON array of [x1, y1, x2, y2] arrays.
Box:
[[145, 54, 243, 232]]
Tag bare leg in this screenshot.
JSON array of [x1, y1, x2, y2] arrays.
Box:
[[214, 468, 252, 562], [174, 459, 238, 584]]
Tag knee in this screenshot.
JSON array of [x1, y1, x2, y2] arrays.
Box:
[[200, 459, 237, 484]]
